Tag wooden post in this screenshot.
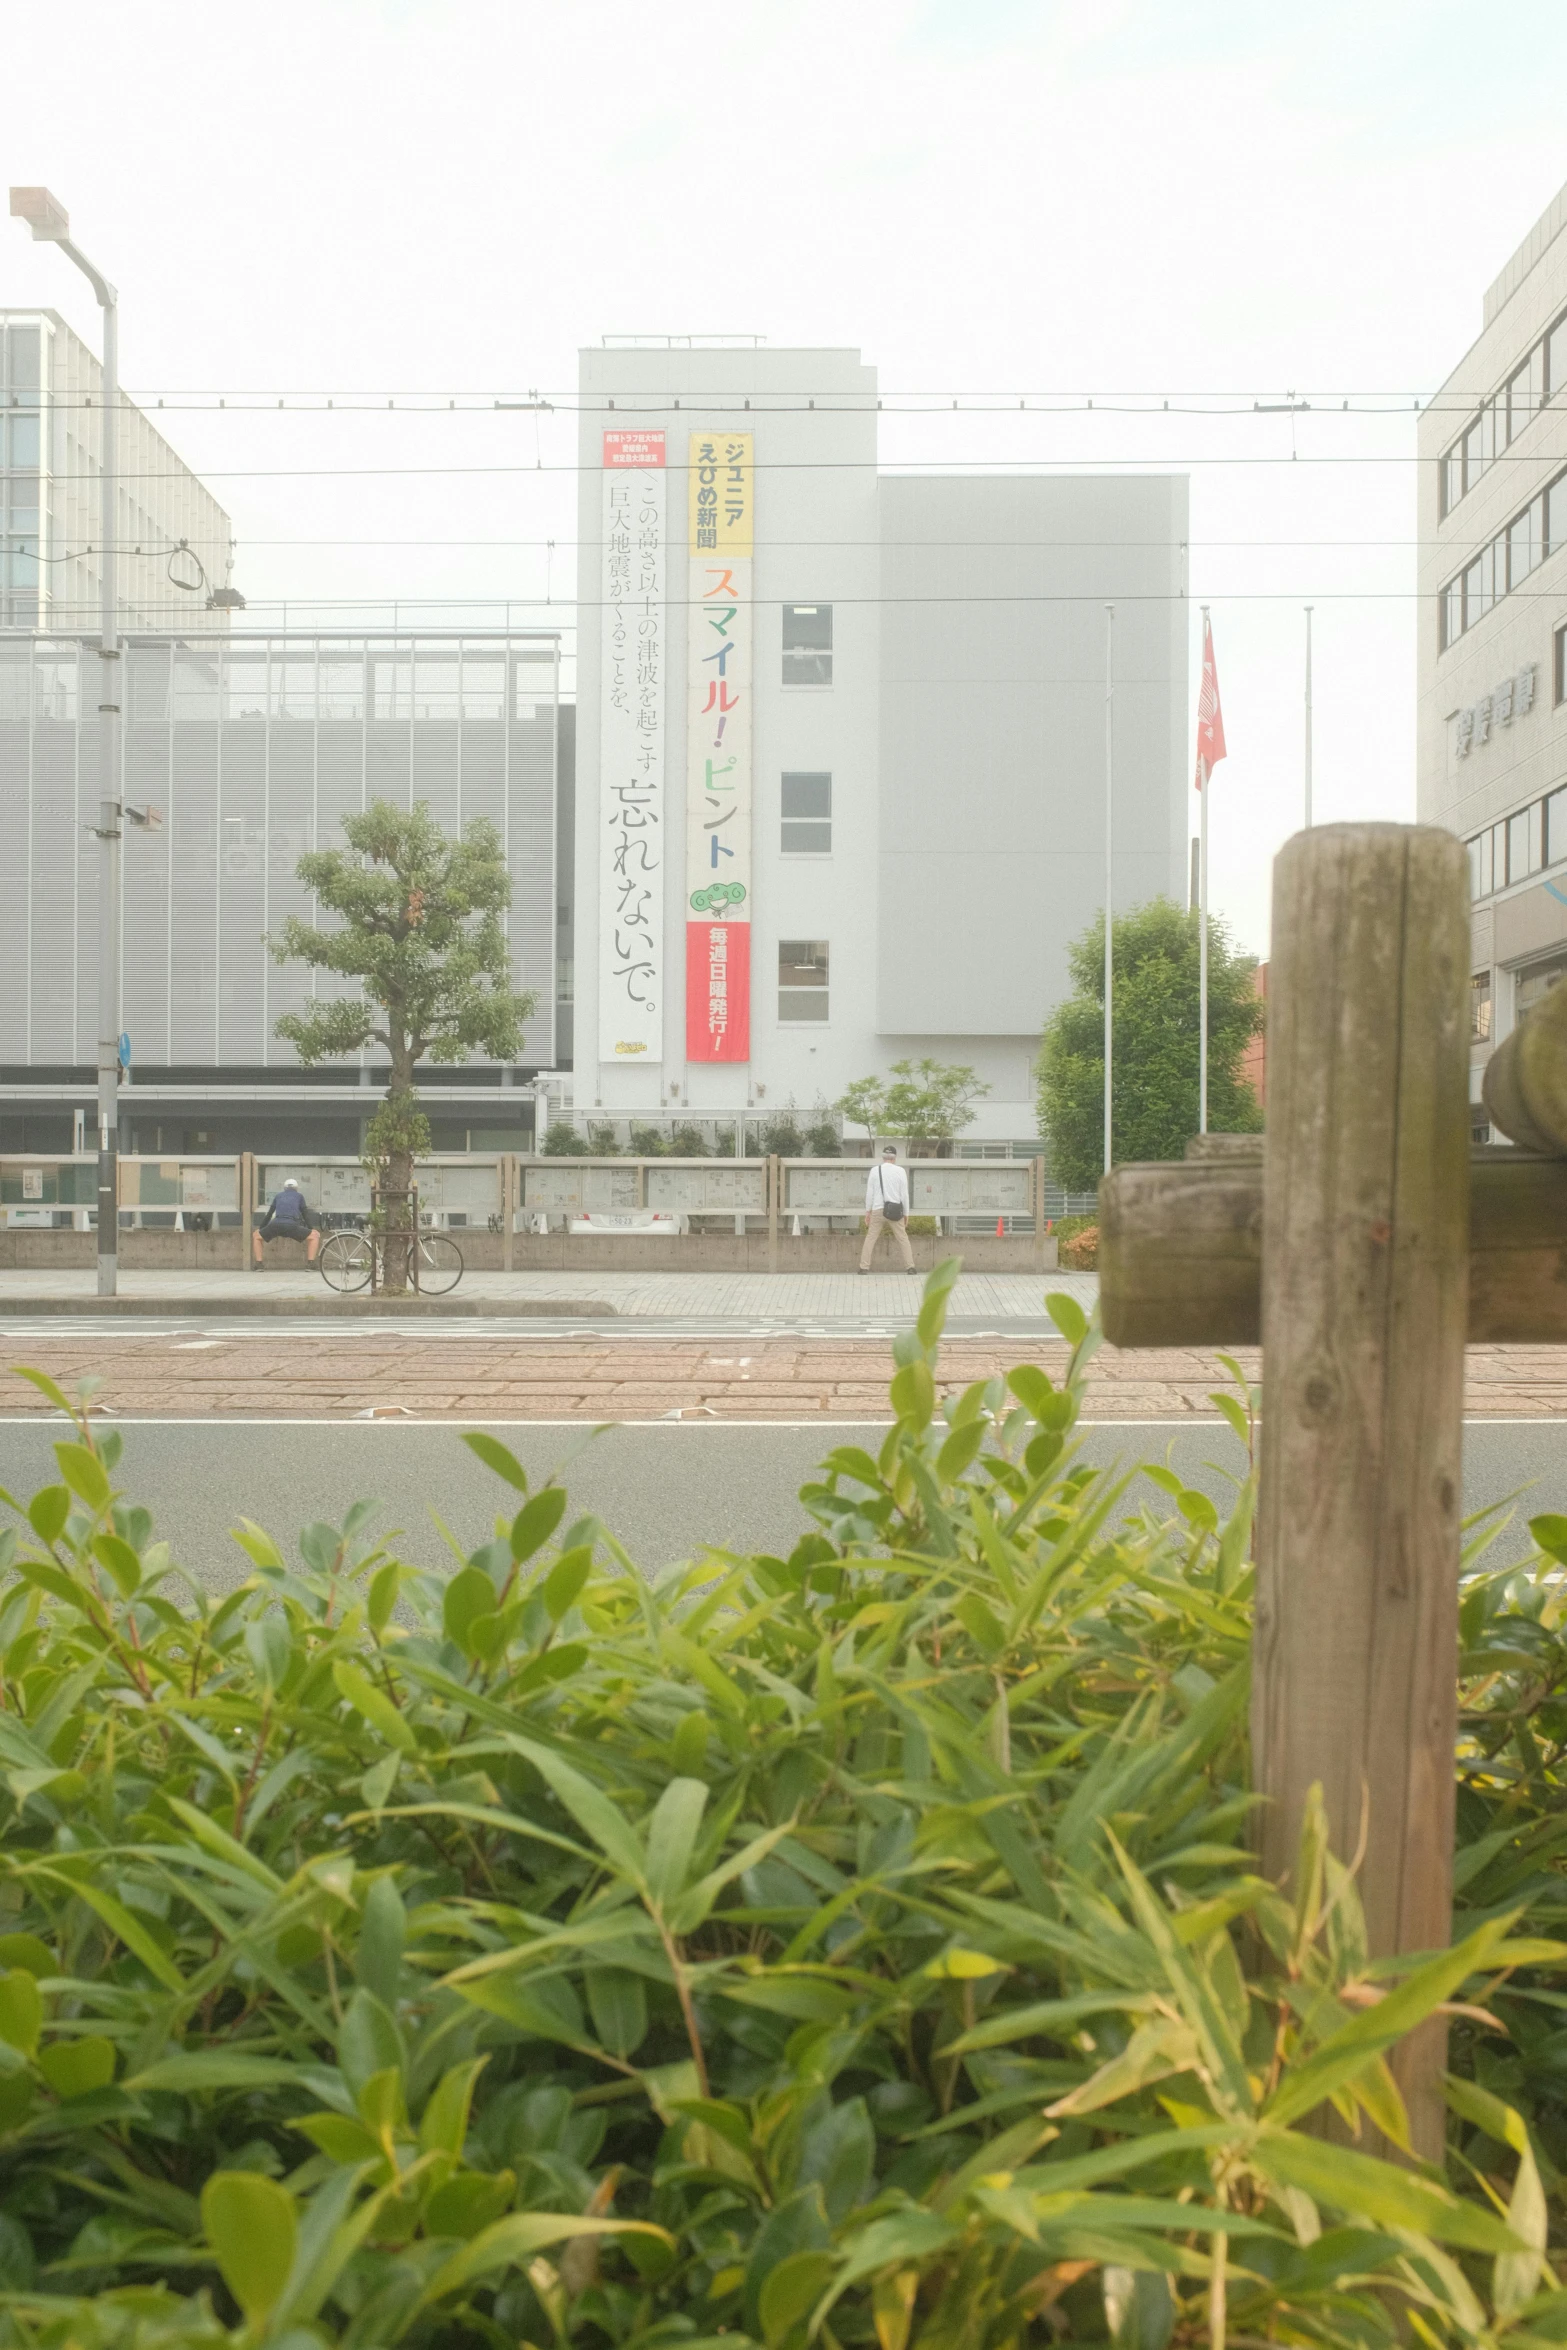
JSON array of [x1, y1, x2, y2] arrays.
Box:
[[1253, 824, 1469, 2162], [502, 1154, 515, 1272], [768, 1154, 780, 1274], [1032, 1151, 1046, 1267], [240, 1152, 254, 1271]]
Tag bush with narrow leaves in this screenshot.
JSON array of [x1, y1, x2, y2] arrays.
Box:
[[0, 1267, 1563, 2347]]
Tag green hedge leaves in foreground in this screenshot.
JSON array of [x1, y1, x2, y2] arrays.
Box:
[[0, 1275, 1564, 2347]]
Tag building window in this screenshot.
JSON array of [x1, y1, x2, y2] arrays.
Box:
[[782, 603, 832, 685], [1471, 970, 1492, 1042], [781, 771, 832, 854], [1548, 782, 1567, 863], [1441, 465, 1567, 647], [778, 938, 829, 1022], [1517, 956, 1567, 1019], [1557, 625, 1567, 706], [1443, 309, 1567, 510], [1509, 801, 1545, 883]]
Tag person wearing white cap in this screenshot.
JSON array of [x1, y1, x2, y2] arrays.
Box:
[[253, 1175, 321, 1265], [859, 1145, 916, 1274]]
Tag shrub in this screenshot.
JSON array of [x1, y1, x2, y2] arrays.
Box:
[[668, 1123, 710, 1158], [1060, 1219, 1099, 1270], [0, 1294, 1562, 2349], [540, 1121, 588, 1158], [585, 1120, 620, 1156], [627, 1124, 669, 1158]]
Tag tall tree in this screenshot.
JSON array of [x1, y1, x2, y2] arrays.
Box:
[[1037, 897, 1261, 1191], [837, 1057, 990, 1153], [270, 801, 533, 1289]]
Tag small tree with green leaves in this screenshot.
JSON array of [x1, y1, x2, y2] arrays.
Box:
[[271, 800, 533, 1290], [1037, 895, 1262, 1191], [837, 1057, 989, 1153]]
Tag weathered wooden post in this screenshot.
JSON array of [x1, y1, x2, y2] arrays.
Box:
[[1254, 825, 1469, 2159], [1103, 824, 1474, 2161]]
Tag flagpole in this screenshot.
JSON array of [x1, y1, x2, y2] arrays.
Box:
[[1199, 603, 1210, 1136], [1104, 604, 1114, 1177], [1304, 604, 1314, 829]]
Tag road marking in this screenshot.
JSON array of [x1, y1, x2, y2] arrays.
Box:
[[0, 1414, 1556, 1431]]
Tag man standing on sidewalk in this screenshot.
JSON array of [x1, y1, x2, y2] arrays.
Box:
[[860, 1145, 917, 1274]]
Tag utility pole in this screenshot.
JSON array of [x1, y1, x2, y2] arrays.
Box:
[[1304, 605, 1314, 829], [10, 189, 121, 1293], [1104, 605, 1115, 1176]]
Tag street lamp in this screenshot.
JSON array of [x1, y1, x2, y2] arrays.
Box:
[[10, 187, 123, 1295]]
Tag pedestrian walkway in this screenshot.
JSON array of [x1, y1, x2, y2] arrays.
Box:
[[0, 1266, 1096, 1325]]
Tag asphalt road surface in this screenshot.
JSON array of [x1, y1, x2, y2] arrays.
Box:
[[0, 1418, 1561, 1589]]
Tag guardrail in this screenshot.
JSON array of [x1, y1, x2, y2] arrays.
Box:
[[0, 1152, 1059, 1269]]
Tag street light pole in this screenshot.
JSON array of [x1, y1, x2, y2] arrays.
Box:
[[10, 189, 122, 1293]]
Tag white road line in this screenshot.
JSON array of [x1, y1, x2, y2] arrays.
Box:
[[0, 1414, 1556, 1430]]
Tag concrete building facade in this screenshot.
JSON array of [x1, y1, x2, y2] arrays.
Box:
[[0, 309, 234, 632], [573, 342, 1189, 1146], [1418, 179, 1567, 1134]]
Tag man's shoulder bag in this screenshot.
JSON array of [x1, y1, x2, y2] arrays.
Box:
[[878, 1168, 905, 1223]]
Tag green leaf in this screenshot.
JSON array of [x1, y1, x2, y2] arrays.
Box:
[[1006, 1365, 1056, 1420], [338, 1989, 404, 2102], [0, 1971, 42, 2057], [514, 1487, 570, 1564], [645, 1776, 708, 1908], [419, 2058, 488, 2159], [936, 1420, 988, 1484], [10, 1365, 77, 1419], [889, 1360, 935, 1430], [413, 2214, 671, 2315], [1529, 1512, 1567, 1562], [1252, 2129, 1526, 2253], [361, 1754, 400, 1812], [760, 2249, 837, 2348], [201, 2172, 297, 2328], [229, 1519, 287, 1572], [424, 2171, 516, 2241], [505, 1733, 648, 1883], [53, 1443, 110, 1515], [443, 1564, 496, 1653], [367, 1560, 403, 1632], [585, 1966, 650, 2059], [462, 1431, 530, 1493], [1046, 1291, 1088, 1346], [0, 1936, 53, 1981], [26, 1487, 70, 1546], [542, 1542, 591, 1619], [127, 2052, 319, 2096], [1265, 1913, 1516, 2129], [90, 1533, 142, 1596], [37, 2036, 115, 2097], [333, 1659, 416, 1752], [355, 1875, 406, 2010]]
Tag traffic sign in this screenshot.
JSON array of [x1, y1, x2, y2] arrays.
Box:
[[117, 1033, 131, 1069]]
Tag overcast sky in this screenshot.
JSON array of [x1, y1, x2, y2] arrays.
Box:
[[10, 0, 1567, 953]]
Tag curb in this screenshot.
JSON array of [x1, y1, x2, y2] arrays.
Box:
[[0, 1296, 618, 1320]]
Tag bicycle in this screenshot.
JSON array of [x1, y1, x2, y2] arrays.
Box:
[[318, 1222, 464, 1296]]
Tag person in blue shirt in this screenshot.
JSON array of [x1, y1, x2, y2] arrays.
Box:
[[253, 1176, 321, 1265]]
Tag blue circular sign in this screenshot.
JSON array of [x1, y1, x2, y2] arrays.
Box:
[[117, 1033, 131, 1069]]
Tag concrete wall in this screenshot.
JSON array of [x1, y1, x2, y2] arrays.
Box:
[[878, 473, 1188, 1040]]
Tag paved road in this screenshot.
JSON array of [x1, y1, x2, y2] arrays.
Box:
[[0, 1419, 1559, 1590]]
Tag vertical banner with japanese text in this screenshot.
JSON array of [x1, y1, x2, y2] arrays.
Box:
[[599, 429, 666, 1064], [686, 431, 753, 1062]]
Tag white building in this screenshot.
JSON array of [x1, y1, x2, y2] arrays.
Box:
[[1, 308, 233, 631], [1418, 180, 1567, 1132], [573, 342, 1189, 1147]]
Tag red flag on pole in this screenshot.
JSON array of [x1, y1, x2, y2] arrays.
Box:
[[1195, 611, 1227, 790]]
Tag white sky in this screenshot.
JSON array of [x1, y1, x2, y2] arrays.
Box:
[[10, 0, 1567, 955]]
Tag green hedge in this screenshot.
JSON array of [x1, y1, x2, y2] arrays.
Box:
[[0, 1265, 1562, 2347]]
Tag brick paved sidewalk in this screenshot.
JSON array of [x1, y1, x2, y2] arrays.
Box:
[[1, 1331, 1563, 1421]]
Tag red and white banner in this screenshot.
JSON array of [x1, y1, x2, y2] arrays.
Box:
[[685, 919, 751, 1065]]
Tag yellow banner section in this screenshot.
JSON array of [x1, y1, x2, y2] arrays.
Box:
[[688, 432, 752, 556]]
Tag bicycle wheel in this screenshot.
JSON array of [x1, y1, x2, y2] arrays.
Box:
[[319, 1229, 374, 1293], [415, 1232, 464, 1295]]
